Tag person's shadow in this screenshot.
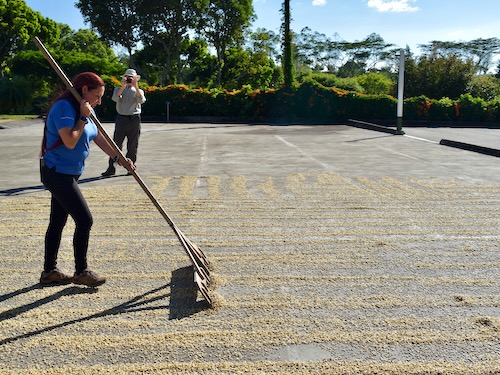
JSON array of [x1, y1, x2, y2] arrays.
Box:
[[0, 266, 210, 346], [0, 175, 124, 197]]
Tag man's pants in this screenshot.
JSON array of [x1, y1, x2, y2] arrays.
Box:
[[107, 114, 141, 170]]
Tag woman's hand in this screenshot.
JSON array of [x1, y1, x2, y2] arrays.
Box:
[[118, 157, 136, 173], [79, 100, 92, 118]]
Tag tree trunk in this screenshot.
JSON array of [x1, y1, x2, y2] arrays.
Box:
[[282, 0, 294, 89]]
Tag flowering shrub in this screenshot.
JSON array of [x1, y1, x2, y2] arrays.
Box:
[[94, 76, 500, 124]]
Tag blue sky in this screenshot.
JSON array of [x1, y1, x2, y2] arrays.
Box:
[[25, 0, 500, 55]]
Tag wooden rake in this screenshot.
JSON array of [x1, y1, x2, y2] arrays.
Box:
[[33, 36, 213, 306]]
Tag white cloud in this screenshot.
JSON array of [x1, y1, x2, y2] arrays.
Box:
[[367, 0, 419, 13], [312, 0, 327, 6]]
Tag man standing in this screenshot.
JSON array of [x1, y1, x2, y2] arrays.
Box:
[[102, 69, 146, 177]]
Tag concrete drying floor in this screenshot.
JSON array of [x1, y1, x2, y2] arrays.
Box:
[[0, 119, 499, 374]]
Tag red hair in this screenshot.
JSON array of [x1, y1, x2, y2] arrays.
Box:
[[58, 72, 105, 107]]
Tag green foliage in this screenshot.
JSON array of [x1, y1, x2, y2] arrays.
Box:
[[420, 38, 500, 75], [405, 55, 476, 99], [222, 47, 278, 90], [467, 75, 500, 101], [402, 94, 500, 122], [299, 72, 363, 92], [11, 50, 124, 86], [108, 80, 400, 123], [0, 0, 58, 72], [59, 29, 117, 60], [357, 72, 394, 95], [97, 81, 500, 124], [76, 0, 141, 55], [179, 39, 218, 87], [57, 52, 124, 78], [404, 96, 455, 121], [202, 0, 254, 86], [0, 75, 33, 113], [337, 61, 366, 78], [6, 20, 125, 115], [3, 2, 500, 124], [456, 94, 488, 122], [486, 98, 500, 122]]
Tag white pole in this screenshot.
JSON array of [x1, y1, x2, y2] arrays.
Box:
[[396, 48, 405, 134]]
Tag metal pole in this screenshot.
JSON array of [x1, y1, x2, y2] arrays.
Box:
[[396, 48, 405, 135], [166, 101, 170, 123]]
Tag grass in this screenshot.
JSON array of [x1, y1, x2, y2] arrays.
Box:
[[0, 114, 39, 121]]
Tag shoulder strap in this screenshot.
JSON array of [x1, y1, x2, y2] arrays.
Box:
[[40, 122, 64, 157]]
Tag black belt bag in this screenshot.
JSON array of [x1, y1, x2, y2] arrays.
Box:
[[39, 159, 55, 184], [39, 158, 45, 183]]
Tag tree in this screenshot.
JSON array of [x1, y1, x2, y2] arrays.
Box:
[[201, 0, 254, 87], [76, 0, 141, 69], [0, 75, 33, 113], [464, 38, 500, 75], [420, 38, 500, 75], [405, 55, 476, 99], [295, 27, 344, 72], [8, 20, 123, 116], [59, 28, 117, 61], [179, 38, 217, 87], [281, 0, 295, 89], [357, 72, 394, 95], [467, 75, 500, 101], [138, 0, 206, 85], [0, 0, 58, 75], [336, 34, 394, 77], [11, 22, 122, 81], [245, 28, 280, 64], [222, 46, 278, 90]]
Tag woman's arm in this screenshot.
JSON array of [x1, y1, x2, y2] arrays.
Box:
[[94, 131, 136, 171], [58, 101, 92, 149]]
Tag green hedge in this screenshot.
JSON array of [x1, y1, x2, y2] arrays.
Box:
[[95, 78, 500, 124]]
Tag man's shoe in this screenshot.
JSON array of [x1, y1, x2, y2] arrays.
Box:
[[73, 269, 106, 287], [40, 269, 72, 285], [101, 168, 115, 177]]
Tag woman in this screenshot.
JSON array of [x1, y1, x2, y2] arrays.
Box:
[[40, 72, 135, 287]]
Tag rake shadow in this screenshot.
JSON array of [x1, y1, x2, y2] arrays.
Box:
[[169, 265, 209, 320]]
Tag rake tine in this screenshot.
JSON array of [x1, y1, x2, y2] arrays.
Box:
[[181, 232, 210, 268], [195, 272, 213, 306], [175, 228, 211, 283]]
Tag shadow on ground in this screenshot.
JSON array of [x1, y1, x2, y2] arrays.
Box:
[[0, 266, 209, 346]]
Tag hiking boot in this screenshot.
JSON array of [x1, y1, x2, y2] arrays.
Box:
[[101, 167, 115, 177], [73, 269, 106, 287], [40, 268, 72, 286]]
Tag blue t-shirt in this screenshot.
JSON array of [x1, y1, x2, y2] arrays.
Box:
[[43, 99, 98, 175]]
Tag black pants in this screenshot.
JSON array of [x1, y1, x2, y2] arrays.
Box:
[[107, 114, 141, 169], [41, 165, 93, 274]]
